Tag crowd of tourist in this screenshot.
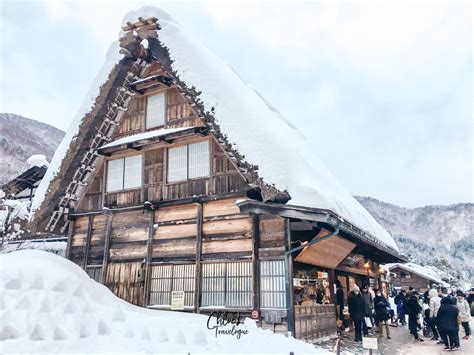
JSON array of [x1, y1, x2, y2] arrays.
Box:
[[335, 281, 474, 351]]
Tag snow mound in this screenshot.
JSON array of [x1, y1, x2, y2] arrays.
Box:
[[0, 250, 317, 354], [26, 154, 48, 168]]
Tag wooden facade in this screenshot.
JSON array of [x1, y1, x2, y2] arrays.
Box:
[[389, 266, 436, 293], [48, 16, 406, 343]]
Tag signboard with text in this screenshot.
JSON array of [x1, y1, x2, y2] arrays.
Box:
[[171, 291, 185, 310]]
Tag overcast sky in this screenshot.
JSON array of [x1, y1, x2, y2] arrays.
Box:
[[0, 0, 472, 207]]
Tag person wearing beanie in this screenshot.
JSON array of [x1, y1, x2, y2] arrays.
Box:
[[428, 288, 441, 340], [348, 285, 367, 342], [456, 291, 472, 340], [437, 296, 460, 350]]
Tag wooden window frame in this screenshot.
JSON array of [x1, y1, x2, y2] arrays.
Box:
[[147, 262, 196, 309], [145, 90, 167, 130], [260, 259, 287, 310], [200, 261, 253, 310], [106, 154, 143, 193], [167, 140, 210, 184]]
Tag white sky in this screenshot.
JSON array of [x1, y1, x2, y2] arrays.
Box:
[[0, 0, 472, 207]]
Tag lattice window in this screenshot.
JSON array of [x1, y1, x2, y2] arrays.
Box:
[[260, 260, 286, 309], [146, 92, 166, 128], [167, 141, 210, 182], [188, 141, 210, 179], [201, 262, 252, 308], [106, 155, 142, 192], [148, 264, 195, 308]]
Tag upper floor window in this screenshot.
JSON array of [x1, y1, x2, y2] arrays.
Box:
[[168, 141, 210, 182], [106, 155, 142, 192], [146, 92, 166, 129]]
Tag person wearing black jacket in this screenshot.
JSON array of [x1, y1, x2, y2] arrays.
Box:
[[335, 280, 345, 321], [373, 290, 391, 339], [348, 285, 366, 342], [437, 296, 460, 350], [405, 291, 424, 341]]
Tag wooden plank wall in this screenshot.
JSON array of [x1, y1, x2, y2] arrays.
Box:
[[202, 198, 253, 259], [258, 215, 286, 259], [104, 262, 142, 305], [109, 210, 149, 261]]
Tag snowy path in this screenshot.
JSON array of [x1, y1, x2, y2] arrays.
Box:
[[320, 321, 473, 354]]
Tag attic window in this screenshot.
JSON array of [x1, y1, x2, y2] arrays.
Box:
[[146, 92, 166, 129], [106, 155, 142, 192], [168, 141, 210, 182]]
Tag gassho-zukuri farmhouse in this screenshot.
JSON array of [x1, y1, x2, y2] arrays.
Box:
[[28, 7, 405, 342]]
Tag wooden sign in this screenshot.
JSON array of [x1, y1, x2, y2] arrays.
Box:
[[317, 271, 328, 278], [362, 337, 378, 350], [171, 291, 185, 310], [262, 310, 285, 324]]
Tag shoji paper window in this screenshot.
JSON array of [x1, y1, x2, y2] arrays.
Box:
[[146, 92, 166, 129]]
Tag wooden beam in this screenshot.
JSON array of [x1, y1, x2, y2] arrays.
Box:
[[83, 215, 93, 268], [144, 210, 155, 307], [101, 213, 113, 284], [252, 213, 260, 322], [194, 203, 203, 313], [284, 218, 295, 336], [65, 219, 75, 260]]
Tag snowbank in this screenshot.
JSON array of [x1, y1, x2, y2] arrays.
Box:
[[0, 250, 318, 354]]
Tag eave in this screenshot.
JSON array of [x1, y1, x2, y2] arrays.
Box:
[[97, 126, 209, 156], [236, 199, 406, 263]]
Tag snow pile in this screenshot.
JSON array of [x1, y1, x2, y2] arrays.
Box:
[[121, 7, 398, 252], [0, 199, 30, 240], [0, 250, 317, 354], [100, 126, 195, 150], [26, 154, 49, 168]]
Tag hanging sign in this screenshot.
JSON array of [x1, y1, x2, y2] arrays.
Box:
[[317, 271, 328, 279]]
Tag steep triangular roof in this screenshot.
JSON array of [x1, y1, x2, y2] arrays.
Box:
[[32, 7, 399, 253]]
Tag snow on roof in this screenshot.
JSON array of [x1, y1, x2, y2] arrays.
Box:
[[0, 250, 317, 353], [31, 42, 123, 213], [100, 126, 195, 150], [122, 7, 399, 252], [26, 154, 48, 168], [385, 262, 449, 286], [32, 6, 398, 253]]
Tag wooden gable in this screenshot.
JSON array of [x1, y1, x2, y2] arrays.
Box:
[[75, 60, 251, 213]]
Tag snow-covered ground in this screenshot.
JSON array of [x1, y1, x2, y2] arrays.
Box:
[[0, 250, 319, 354]]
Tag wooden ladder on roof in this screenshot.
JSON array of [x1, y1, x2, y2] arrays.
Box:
[[46, 58, 148, 233]]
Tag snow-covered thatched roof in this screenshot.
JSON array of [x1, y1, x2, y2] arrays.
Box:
[[32, 6, 398, 253], [385, 262, 449, 287]]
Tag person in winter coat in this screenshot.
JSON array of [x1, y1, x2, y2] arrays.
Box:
[[467, 288, 474, 317], [373, 289, 391, 339], [437, 296, 460, 350], [428, 288, 441, 340], [335, 280, 345, 321], [394, 289, 407, 325], [348, 285, 367, 342], [456, 291, 472, 340], [405, 291, 424, 341], [361, 285, 374, 332]]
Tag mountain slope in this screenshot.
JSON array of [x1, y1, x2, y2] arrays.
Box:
[[356, 196, 474, 285], [0, 113, 64, 184]]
